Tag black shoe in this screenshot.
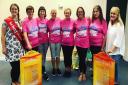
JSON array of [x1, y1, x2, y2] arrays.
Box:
[[63, 71, 68, 77], [52, 68, 56, 76], [63, 71, 71, 77], [43, 72, 49, 81], [67, 71, 71, 77], [56, 69, 62, 76]]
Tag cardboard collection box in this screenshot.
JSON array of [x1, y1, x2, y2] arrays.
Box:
[[20, 50, 42, 85], [93, 52, 115, 85]]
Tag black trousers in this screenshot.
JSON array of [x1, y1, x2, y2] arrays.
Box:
[[10, 61, 20, 82], [90, 45, 101, 61], [32, 46, 39, 51], [90, 45, 102, 68], [76, 46, 88, 74], [90, 45, 101, 55], [62, 45, 74, 68]]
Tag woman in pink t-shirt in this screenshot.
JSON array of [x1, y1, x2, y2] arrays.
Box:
[[37, 6, 49, 80], [22, 5, 39, 51], [89, 5, 107, 78], [74, 7, 90, 81], [47, 9, 61, 76], [89, 5, 107, 55], [61, 8, 75, 77]]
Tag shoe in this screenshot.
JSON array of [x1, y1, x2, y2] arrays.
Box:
[[78, 74, 83, 81], [67, 71, 71, 77], [56, 69, 62, 76], [82, 74, 86, 81], [63, 71, 71, 78], [43, 72, 49, 81], [16, 82, 20, 85], [11, 82, 16, 85], [63, 71, 68, 77], [52, 68, 56, 76]]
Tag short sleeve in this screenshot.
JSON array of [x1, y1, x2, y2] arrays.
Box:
[[2, 22, 8, 29], [21, 20, 28, 32]]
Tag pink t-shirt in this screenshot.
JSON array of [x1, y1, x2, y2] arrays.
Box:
[[61, 18, 75, 46], [37, 18, 48, 44], [89, 19, 107, 46], [47, 18, 61, 43], [22, 17, 39, 48], [74, 18, 90, 48]]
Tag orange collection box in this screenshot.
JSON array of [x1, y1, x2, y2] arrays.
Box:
[[93, 52, 115, 85], [20, 50, 42, 85]]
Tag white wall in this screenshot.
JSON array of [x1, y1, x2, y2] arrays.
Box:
[[0, 0, 107, 57], [0, 0, 107, 23]]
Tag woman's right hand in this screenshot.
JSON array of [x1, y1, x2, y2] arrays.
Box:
[[2, 47, 7, 55], [27, 44, 32, 50]]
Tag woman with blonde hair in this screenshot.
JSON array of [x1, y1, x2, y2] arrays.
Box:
[[61, 8, 75, 77], [106, 6, 125, 85]]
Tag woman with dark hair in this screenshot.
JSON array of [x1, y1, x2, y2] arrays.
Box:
[[90, 5, 107, 54], [89, 5, 107, 74], [22, 5, 39, 51], [1, 3, 25, 85], [37, 6, 49, 80], [74, 7, 90, 81]]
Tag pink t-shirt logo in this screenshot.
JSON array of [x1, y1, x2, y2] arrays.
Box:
[[47, 18, 61, 43], [38, 23, 47, 33], [62, 28, 71, 38], [77, 25, 87, 37], [51, 26, 60, 35], [90, 25, 98, 36], [37, 18, 48, 44], [28, 26, 38, 37]]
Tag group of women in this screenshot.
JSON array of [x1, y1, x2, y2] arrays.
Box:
[[1, 3, 125, 85]]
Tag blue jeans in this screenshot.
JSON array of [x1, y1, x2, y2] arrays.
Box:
[[50, 43, 61, 58], [111, 55, 121, 84], [38, 42, 49, 65]]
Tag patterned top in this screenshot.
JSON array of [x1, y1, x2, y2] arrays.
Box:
[[2, 21, 25, 62]]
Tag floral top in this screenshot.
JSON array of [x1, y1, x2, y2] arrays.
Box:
[[2, 21, 25, 62]]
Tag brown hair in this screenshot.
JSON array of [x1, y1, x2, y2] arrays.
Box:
[[26, 5, 34, 13], [10, 3, 20, 25], [92, 5, 104, 24], [76, 7, 85, 18], [64, 8, 71, 14], [38, 6, 46, 18]]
